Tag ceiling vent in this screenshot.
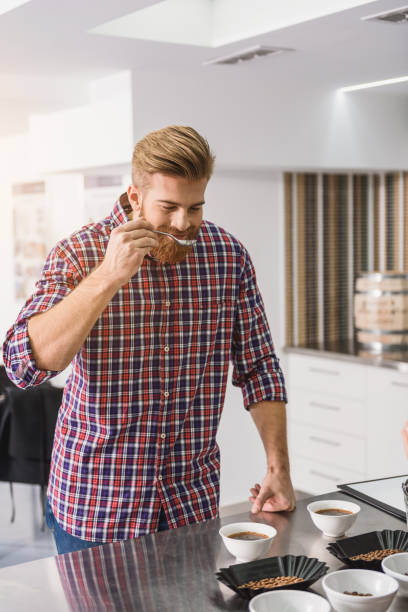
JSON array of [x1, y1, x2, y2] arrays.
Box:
[[361, 5, 408, 24], [203, 45, 292, 66]]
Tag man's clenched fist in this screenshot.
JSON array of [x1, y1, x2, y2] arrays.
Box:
[[98, 219, 159, 288]]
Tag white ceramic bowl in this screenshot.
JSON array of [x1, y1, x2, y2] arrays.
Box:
[[218, 521, 276, 563], [307, 499, 360, 537], [249, 589, 331, 612], [322, 569, 399, 612], [382, 552, 408, 596]]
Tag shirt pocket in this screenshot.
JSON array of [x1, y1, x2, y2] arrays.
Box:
[[168, 298, 235, 355]]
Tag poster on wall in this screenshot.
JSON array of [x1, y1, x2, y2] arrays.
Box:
[[83, 175, 128, 224], [12, 175, 130, 302], [12, 181, 48, 301]]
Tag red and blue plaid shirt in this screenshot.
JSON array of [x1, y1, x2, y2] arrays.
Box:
[[3, 197, 287, 542]]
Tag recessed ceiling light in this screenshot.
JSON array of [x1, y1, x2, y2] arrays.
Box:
[[340, 75, 408, 92], [0, 0, 31, 17], [361, 5, 408, 24], [203, 45, 293, 66]]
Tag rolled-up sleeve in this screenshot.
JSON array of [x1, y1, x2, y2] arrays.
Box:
[[231, 247, 287, 409], [2, 242, 82, 388]]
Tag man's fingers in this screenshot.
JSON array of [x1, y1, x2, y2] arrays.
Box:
[[251, 487, 270, 514], [117, 219, 154, 232], [249, 488, 261, 500], [114, 224, 160, 247], [124, 229, 159, 243], [266, 498, 296, 512], [250, 492, 296, 513], [136, 239, 159, 248], [249, 483, 264, 512], [116, 227, 158, 241]]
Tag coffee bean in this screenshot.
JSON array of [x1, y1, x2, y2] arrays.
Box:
[[350, 548, 403, 561], [239, 576, 304, 590]]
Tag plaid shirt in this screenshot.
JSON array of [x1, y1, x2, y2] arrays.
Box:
[[3, 197, 287, 542]]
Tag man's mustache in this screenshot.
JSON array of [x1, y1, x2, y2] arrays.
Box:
[[156, 224, 200, 239]]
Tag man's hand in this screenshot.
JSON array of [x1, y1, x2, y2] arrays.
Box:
[[249, 470, 296, 514], [26, 220, 159, 372], [98, 219, 159, 288], [248, 400, 296, 514]]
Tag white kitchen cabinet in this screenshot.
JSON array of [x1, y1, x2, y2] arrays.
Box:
[[288, 387, 365, 437], [289, 421, 365, 473], [288, 354, 366, 399], [289, 454, 365, 496], [366, 368, 408, 479], [286, 351, 408, 495]]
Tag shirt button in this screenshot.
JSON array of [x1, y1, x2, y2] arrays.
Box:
[[165, 301, 171, 307], [160, 433, 166, 439], [164, 345, 170, 352], [158, 475, 163, 481], [163, 391, 169, 398]]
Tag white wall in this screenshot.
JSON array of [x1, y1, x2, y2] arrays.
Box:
[[0, 133, 35, 344], [0, 71, 134, 348], [206, 170, 285, 353], [29, 71, 133, 175], [0, 143, 85, 348], [131, 69, 408, 171], [207, 170, 286, 506]]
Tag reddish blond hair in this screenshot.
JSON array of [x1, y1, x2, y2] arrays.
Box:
[[132, 125, 215, 188]]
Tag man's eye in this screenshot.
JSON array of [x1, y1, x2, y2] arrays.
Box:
[[161, 206, 201, 212]]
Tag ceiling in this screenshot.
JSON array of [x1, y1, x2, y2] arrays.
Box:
[[0, 0, 407, 137], [89, 0, 376, 48]]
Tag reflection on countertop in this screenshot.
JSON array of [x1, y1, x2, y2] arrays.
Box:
[[284, 339, 408, 372], [1, 492, 408, 611]]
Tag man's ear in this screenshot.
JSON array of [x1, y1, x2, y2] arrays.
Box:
[[127, 185, 142, 214]]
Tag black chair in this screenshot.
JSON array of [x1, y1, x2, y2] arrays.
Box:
[[0, 366, 63, 529]]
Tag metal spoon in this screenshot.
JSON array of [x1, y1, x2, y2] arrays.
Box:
[[152, 230, 196, 247]]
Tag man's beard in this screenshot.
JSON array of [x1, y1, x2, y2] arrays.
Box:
[[140, 205, 200, 264], [150, 233, 194, 264]]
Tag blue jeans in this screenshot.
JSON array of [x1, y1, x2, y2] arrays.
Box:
[[45, 498, 170, 555]]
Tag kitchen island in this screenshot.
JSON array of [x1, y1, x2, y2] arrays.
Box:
[[0, 491, 407, 611]]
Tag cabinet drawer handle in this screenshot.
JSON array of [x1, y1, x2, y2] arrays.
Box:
[[391, 381, 408, 389], [309, 435, 340, 447], [309, 367, 340, 376], [310, 401, 340, 412], [310, 469, 339, 482]]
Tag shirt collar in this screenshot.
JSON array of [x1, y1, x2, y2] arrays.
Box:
[[110, 193, 131, 229]]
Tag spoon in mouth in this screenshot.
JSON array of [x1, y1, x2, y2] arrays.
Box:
[[152, 230, 196, 247]]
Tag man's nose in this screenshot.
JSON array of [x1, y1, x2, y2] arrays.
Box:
[[172, 211, 189, 232]]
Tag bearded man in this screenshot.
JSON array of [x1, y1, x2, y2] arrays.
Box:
[[3, 125, 295, 554]]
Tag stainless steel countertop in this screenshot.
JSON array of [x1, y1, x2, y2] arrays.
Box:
[[0, 491, 407, 611], [284, 341, 408, 372]]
